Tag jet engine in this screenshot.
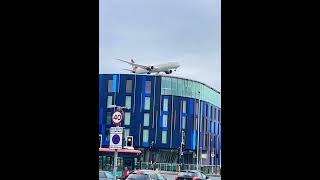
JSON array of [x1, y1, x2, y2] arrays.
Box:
[[165, 70, 173, 74]]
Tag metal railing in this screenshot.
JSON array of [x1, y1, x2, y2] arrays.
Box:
[[140, 162, 221, 176]]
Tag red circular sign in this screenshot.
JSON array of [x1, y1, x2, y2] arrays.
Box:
[[112, 111, 123, 124]]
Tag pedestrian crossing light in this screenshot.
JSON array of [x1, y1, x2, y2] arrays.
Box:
[[127, 136, 133, 147]]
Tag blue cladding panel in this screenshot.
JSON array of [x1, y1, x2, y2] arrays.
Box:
[[141, 76, 146, 109], [99, 108, 103, 124], [211, 122, 214, 134], [160, 113, 163, 128], [112, 75, 118, 92], [192, 131, 196, 150], [189, 99, 194, 114]]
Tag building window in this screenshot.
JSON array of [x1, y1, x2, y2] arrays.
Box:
[[182, 116, 186, 129], [162, 131, 167, 144], [218, 110, 221, 122], [182, 100, 186, 113], [124, 112, 131, 125], [108, 80, 113, 92], [143, 130, 149, 143], [105, 128, 110, 141], [145, 81, 151, 94], [144, 97, 150, 110], [163, 114, 168, 127], [162, 77, 171, 94], [213, 122, 216, 134], [106, 112, 111, 125], [163, 98, 168, 111], [144, 113, 150, 126], [177, 79, 183, 96], [124, 129, 130, 139], [107, 96, 113, 107], [171, 78, 177, 95], [125, 96, 131, 109], [126, 80, 132, 93]]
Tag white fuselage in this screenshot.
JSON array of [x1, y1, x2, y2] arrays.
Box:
[[135, 62, 180, 74]]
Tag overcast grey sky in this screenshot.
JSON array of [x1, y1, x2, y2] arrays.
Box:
[[99, 0, 221, 91]]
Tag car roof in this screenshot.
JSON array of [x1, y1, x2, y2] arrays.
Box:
[[100, 171, 112, 174], [181, 170, 198, 173], [132, 170, 156, 174]]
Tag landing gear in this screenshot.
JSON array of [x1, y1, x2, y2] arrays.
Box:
[[147, 72, 151, 74]]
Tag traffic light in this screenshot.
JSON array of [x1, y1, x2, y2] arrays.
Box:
[[127, 136, 133, 147]]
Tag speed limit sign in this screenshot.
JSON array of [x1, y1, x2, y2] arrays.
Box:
[[112, 111, 123, 124]]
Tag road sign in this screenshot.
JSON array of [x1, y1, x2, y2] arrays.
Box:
[[110, 127, 123, 149], [211, 153, 215, 158], [112, 111, 123, 124]]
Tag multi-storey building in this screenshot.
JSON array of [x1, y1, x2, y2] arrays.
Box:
[[99, 74, 221, 165]]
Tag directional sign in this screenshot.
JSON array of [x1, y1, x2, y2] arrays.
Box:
[[112, 111, 123, 124], [110, 127, 123, 149]]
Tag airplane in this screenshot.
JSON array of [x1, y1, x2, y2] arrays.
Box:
[[116, 59, 180, 74]]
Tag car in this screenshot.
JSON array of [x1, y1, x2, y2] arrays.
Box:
[[99, 171, 114, 180], [175, 170, 209, 180], [156, 173, 167, 180], [124, 170, 162, 180]]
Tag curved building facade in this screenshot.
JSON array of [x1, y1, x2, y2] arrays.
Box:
[[99, 74, 221, 165]]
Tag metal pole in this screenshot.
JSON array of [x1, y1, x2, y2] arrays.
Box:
[[113, 149, 118, 180], [199, 100, 202, 169], [196, 101, 199, 170], [197, 94, 200, 171], [211, 153, 213, 174]]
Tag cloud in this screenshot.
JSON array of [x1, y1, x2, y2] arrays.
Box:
[[100, 0, 221, 91]]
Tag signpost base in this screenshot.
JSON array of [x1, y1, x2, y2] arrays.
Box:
[[113, 149, 118, 180]]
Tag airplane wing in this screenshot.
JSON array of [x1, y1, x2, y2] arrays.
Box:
[[122, 68, 135, 73], [116, 59, 152, 71]]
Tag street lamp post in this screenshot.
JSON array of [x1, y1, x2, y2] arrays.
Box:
[[196, 91, 201, 171]]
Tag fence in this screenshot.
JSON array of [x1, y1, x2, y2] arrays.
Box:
[[140, 162, 221, 176]]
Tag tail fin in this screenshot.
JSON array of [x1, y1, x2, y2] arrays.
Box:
[[130, 59, 138, 71], [116, 58, 138, 72]]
